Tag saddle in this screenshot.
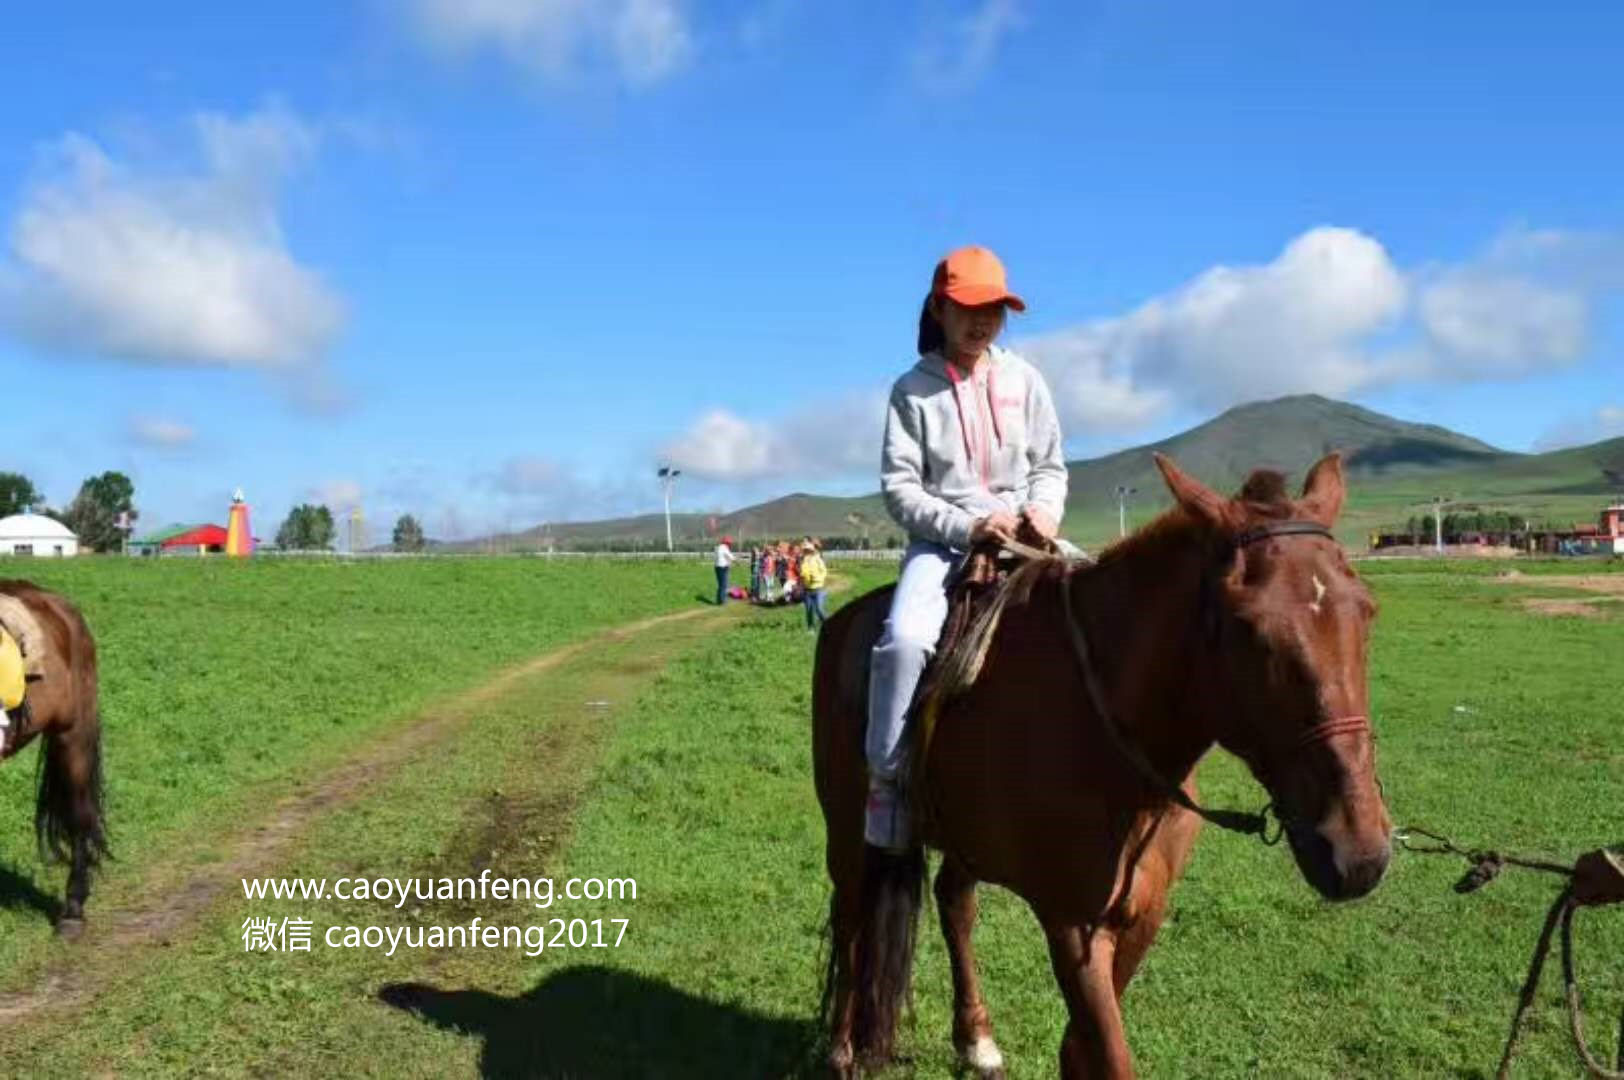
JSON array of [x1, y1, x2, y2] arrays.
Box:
[[0, 594, 46, 680], [937, 522, 1060, 665], [0, 594, 46, 716]]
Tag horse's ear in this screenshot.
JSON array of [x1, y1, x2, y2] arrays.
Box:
[[1153, 453, 1236, 532], [1300, 452, 1346, 525]]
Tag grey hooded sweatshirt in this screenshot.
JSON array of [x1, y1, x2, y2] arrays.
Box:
[[880, 345, 1067, 550]]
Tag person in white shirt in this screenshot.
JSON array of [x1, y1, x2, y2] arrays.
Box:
[[713, 535, 737, 605]]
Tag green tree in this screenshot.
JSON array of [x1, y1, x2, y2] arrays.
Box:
[[0, 472, 41, 518], [392, 513, 426, 553], [63, 471, 136, 552], [275, 504, 336, 551]]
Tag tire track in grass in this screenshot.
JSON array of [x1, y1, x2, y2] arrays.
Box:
[[0, 605, 727, 1023]]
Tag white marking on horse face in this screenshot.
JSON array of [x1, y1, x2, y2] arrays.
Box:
[[1309, 574, 1328, 615], [967, 1036, 1005, 1072]]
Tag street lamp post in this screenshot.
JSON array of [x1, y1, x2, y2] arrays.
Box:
[[1432, 495, 1449, 555], [657, 467, 681, 553], [1114, 485, 1137, 539]]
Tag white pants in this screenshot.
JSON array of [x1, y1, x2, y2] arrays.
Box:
[[865, 540, 962, 781]]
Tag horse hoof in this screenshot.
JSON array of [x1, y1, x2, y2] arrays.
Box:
[[55, 916, 85, 940], [963, 1036, 1005, 1078]]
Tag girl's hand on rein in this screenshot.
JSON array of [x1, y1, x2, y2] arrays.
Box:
[[971, 512, 1020, 546], [1020, 507, 1058, 541]]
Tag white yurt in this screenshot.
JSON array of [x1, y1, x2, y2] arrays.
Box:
[[0, 514, 80, 557]]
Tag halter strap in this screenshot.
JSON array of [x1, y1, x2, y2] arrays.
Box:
[[1234, 520, 1335, 547]]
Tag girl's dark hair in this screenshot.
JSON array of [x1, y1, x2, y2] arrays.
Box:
[[916, 293, 944, 355]]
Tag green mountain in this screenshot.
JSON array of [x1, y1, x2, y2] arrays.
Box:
[[451, 395, 1624, 551], [1062, 394, 1503, 508]]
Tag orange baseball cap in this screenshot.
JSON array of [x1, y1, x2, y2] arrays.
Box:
[[932, 246, 1026, 311]]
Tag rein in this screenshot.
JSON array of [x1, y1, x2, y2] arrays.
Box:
[[1057, 519, 1364, 841]]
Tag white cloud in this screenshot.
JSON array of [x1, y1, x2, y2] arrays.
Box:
[[127, 416, 196, 449], [408, 0, 692, 86], [1, 104, 344, 374], [911, 0, 1024, 93], [311, 480, 363, 513], [1014, 225, 1624, 432], [1535, 404, 1624, 451], [661, 392, 887, 482], [1027, 228, 1410, 422], [663, 409, 775, 480], [665, 224, 1624, 491], [1416, 273, 1586, 374], [1016, 327, 1170, 433]]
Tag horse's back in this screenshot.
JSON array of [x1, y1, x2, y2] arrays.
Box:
[[0, 580, 93, 667], [0, 579, 98, 744]]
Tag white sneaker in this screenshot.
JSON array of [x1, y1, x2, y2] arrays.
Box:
[[864, 778, 911, 851]]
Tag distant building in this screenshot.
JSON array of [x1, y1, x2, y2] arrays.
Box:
[[129, 523, 230, 556], [1604, 502, 1624, 555], [1370, 501, 1624, 555], [0, 514, 79, 557]]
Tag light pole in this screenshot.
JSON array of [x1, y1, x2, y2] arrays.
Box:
[[1114, 485, 1137, 539], [657, 467, 681, 553], [1431, 495, 1450, 554]]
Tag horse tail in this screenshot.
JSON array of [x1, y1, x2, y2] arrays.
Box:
[[847, 843, 926, 1062], [34, 608, 109, 868], [35, 726, 107, 866]]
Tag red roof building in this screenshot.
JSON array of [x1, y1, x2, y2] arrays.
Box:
[[160, 524, 229, 551]]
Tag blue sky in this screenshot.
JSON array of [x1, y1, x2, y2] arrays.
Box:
[[2, 1, 1621, 541]]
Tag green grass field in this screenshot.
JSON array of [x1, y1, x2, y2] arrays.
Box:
[[0, 555, 1619, 1077], [0, 556, 710, 981]]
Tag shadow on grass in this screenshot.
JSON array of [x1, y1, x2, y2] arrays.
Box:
[[379, 965, 820, 1078], [0, 864, 62, 923]]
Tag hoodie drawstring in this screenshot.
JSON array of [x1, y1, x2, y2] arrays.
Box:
[[987, 365, 1004, 447], [944, 362, 977, 472], [945, 360, 997, 487]]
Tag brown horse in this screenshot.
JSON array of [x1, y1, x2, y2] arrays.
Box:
[[812, 453, 1391, 1078], [0, 580, 108, 936]]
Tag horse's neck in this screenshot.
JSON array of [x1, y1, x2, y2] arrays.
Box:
[[1069, 527, 1216, 784]]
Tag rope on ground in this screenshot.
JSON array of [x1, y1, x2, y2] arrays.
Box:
[[1396, 828, 1624, 1078]]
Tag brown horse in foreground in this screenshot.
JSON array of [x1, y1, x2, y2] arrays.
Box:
[[0, 580, 108, 935], [812, 453, 1391, 1078]]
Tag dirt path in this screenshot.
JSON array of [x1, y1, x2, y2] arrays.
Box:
[[0, 604, 722, 1021], [1493, 571, 1624, 594]]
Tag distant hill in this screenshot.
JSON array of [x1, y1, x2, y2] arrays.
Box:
[[445, 395, 1624, 551], [1060, 394, 1505, 511]]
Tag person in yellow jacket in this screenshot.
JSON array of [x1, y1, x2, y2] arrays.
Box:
[[0, 629, 26, 745], [799, 539, 829, 631]]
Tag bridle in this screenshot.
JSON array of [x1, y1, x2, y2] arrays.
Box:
[[1057, 519, 1372, 842]]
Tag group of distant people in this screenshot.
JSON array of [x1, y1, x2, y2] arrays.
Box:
[[711, 536, 829, 629]]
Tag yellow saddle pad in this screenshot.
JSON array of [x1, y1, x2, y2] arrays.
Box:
[[0, 629, 24, 710]]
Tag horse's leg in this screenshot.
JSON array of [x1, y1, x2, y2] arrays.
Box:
[[934, 856, 1004, 1077], [1115, 811, 1199, 996], [1109, 902, 1162, 998], [1043, 920, 1134, 1079], [41, 721, 106, 936], [824, 876, 861, 1078]]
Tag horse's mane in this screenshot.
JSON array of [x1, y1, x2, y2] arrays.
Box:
[[926, 557, 1066, 704]]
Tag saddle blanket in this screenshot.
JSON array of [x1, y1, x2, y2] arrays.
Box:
[[0, 593, 46, 679]]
